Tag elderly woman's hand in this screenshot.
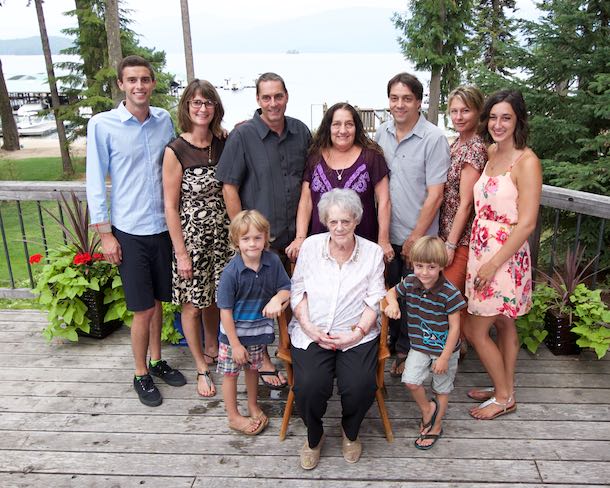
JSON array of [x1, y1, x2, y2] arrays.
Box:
[[300, 321, 335, 349], [327, 329, 363, 350]]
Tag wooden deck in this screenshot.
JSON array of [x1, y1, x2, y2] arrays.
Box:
[[1, 309, 609, 487]]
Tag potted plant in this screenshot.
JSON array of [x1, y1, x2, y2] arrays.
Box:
[[518, 245, 610, 358], [32, 192, 132, 341], [515, 284, 552, 353], [32, 192, 184, 344]]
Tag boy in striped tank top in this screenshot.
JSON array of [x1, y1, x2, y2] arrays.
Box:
[[384, 236, 466, 449]]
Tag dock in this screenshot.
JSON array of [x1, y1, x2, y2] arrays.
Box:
[[1, 309, 609, 487]]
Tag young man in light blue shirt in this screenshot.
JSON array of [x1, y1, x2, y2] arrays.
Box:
[[86, 55, 185, 407]]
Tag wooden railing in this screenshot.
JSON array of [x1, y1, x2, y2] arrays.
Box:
[[321, 103, 391, 135], [0, 181, 608, 299], [0, 182, 90, 299]]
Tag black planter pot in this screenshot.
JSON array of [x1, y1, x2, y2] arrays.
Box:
[[544, 310, 581, 355], [77, 289, 123, 339]]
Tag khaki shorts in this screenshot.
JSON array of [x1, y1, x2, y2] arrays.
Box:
[[402, 348, 459, 395]]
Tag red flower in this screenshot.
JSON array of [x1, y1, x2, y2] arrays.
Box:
[[499, 302, 518, 318], [73, 252, 93, 265], [29, 253, 43, 264], [93, 253, 104, 261], [495, 227, 509, 244], [484, 177, 499, 195]]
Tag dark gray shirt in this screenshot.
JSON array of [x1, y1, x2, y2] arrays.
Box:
[[216, 110, 311, 250]]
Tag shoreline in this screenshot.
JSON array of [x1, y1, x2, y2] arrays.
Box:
[[0, 136, 86, 160]]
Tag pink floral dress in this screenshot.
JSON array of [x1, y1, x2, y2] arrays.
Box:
[[465, 162, 532, 318]]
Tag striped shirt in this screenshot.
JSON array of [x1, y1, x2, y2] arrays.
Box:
[[396, 273, 466, 356]]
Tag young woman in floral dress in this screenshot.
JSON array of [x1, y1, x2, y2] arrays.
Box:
[[464, 90, 542, 420]]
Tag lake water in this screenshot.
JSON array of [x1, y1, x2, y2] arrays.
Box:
[[3, 52, 431, 130]]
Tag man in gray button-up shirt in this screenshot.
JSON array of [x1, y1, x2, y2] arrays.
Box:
[[375, 72, 450, 369], [216, 72, 311, 388]]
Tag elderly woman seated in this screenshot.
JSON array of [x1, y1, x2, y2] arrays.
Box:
[[289, 188, 386, 470]]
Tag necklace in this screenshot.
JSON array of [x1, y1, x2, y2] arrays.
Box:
[[335, 167, 345, 181], [206, 143, 212, 164]]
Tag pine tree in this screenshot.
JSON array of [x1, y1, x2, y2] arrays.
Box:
[[57, 0, 175, 138], [521, 0, 609, 178], [465, 0, 521, 92], [393, 0, 472, 125]]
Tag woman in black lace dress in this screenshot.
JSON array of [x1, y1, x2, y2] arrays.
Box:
[[163, 79, 233, 397]]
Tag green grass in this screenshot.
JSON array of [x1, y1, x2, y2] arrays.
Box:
[[0, 156, 86, 181], [0, 200, 71, 288], [0, 157, 86, 291]]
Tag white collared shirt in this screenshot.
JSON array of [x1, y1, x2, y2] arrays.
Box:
[[289, 233, 386, 351]]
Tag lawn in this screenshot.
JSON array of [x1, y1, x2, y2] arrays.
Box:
[[0, 157, 86, 289], [0, 156, 86, 181]]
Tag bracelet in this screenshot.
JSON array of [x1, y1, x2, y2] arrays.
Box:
[[295, 236, 306, 240], [353, 325, 366, 337], [445, 241, 457, 250]]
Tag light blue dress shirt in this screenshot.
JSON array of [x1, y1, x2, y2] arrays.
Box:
[[86, 102, 174, 236]]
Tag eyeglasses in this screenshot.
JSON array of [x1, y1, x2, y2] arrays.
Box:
[[188, 99, 216, 109]]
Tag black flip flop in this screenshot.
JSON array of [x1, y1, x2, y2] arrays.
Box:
[[259, 369, 287, 390], [203, 353, 218, 364], [414, 428, 443, 450], [419, 397, 439, 434]]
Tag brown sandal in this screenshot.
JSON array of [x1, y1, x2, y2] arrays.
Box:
[[228, 416, 265, 436]]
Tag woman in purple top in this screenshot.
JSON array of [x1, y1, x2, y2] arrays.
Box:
[[285, 103, 393, 262]]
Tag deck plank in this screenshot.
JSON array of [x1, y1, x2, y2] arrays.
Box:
[[0, 310, 608, 487]]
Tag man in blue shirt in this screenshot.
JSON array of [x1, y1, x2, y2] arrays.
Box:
[[86, 55, 185, 407], [217, 72, 311, 389]]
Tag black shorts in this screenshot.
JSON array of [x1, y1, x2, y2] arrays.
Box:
[[113, 227, 172, 312]]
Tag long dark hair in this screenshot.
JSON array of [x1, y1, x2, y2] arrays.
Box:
[[308, 102, 381, 159], [479, 90, 529, 149]]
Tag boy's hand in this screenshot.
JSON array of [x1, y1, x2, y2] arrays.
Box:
[[262, 296, 284, 319], [231, 343, 249, 365], [384, 303, 401, 320], [432, 356, 448, 374]]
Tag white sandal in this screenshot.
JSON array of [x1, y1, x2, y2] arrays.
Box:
[[470, 395, 516, 420]]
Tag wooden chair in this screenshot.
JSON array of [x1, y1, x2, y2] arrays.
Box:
[[276, 299, 394, 442]]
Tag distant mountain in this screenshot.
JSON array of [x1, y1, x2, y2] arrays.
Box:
[[140, 7, 404, 53], [0, 36, 72, 55]]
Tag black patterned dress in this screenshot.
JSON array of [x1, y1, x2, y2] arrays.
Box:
[[166, 136, 234, 308]]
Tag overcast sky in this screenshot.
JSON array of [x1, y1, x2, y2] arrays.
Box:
[[0, 0, 541, 52]]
